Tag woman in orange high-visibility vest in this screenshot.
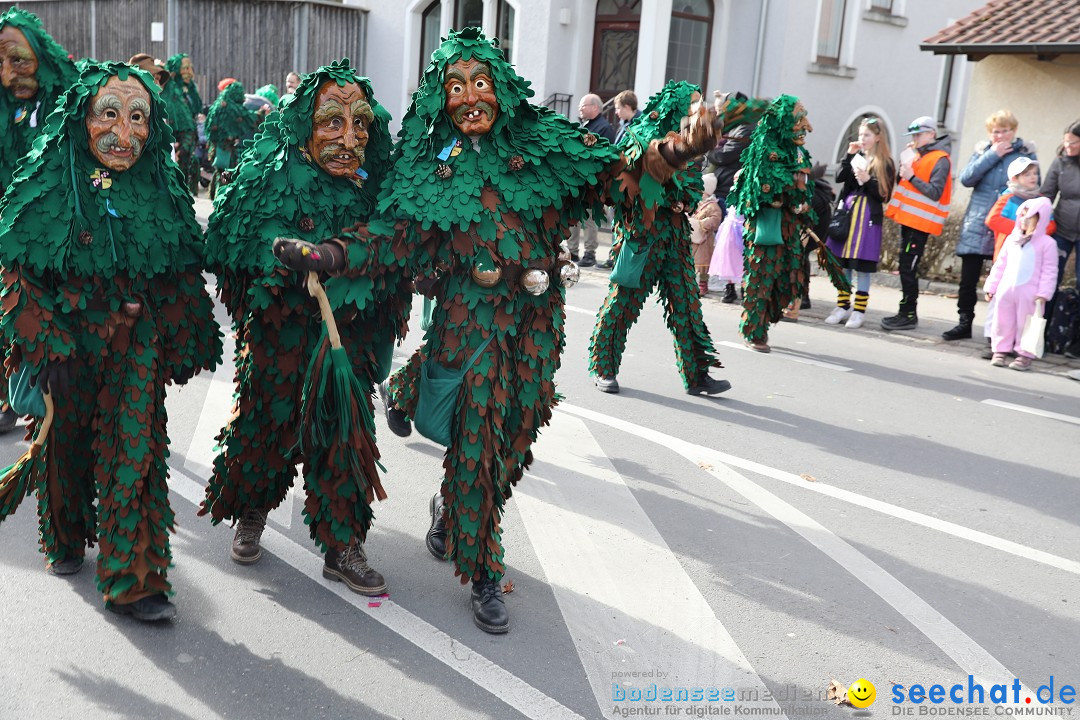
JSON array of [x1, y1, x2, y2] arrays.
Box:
[[882, 116, 953, 331]]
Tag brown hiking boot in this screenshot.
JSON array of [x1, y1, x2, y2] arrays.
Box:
[[230, 508, 268, 564], [323, 540, 387, 596]]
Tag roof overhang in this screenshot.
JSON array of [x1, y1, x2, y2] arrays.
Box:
[[921, 41, 1080, 62]]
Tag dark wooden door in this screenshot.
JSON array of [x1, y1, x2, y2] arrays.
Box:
[[589, 0, 641, 104]]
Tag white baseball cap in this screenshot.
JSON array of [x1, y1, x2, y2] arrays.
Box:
[[1007, 156, 1037, 178]]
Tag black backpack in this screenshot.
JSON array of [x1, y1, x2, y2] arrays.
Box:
[[1045, 287, 1080, 354]]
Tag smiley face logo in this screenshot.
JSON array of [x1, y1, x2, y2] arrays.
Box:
[[848, 678, 876, 708]]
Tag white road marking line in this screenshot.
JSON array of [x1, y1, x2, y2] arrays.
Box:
[[182, 364, 235, 481], [564, 304, 598, 317], [981, 399, 1080, 427], [558, 403, 1080, 577], [167, 466, 585, 720], [557, 403, 1032, 695], [717, 341, 852, 372], [520, 415, 783, 715]]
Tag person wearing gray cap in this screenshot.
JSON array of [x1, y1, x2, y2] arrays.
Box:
[[881, 116, 953, 331]]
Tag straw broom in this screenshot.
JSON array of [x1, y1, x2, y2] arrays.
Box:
[[0, 392, 54, 518]]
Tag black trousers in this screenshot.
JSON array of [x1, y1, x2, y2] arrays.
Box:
[[898, 226, 929, 315], [957, 254, 991, 316]]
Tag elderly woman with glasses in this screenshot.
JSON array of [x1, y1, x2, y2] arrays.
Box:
[[943, 109, 1036, 342]]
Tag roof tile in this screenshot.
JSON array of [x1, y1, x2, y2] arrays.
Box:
[[924, 0, 1080, 51]]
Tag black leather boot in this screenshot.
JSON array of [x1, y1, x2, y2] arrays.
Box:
[[721, 283, 738, 304], [379, 381, 412, 437], [426, 493, 448, 560], [107, 593, 177, 622], [686, 373, 732, 396], [942, 313, 974, 341], [471, 579, 510, 634]]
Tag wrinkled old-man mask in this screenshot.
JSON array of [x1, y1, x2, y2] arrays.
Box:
[[180, 56, 194, 84], [792, 102, 813, 146], [86, 76, 152, 172], [444, 58, 497, 137], [0, 25, 40, 101], [306, 80, 374, 178]]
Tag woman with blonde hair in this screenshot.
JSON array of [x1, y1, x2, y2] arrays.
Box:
[[944, 109, 1036, 341], [824, 117, 895, 329]]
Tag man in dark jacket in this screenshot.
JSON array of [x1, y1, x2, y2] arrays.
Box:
[[568, 93, 617, 266], [613, 89, 641, 145]]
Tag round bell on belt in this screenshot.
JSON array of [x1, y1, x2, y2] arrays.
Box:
[[471, 264, 502, 287], [521, 268, 550, 296], [559, 262, 580, 288]]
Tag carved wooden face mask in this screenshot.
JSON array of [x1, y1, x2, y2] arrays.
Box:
[[180, 56, 194, 84], [0, 25, 40, 101], [443, 58, 497, 137], [306, 80, 373, 178], [85, 76, 152, 172], [792, 103, 813, 147]]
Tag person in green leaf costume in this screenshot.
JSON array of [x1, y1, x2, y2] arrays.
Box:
[[162, 53, 203, 194], [732, 95, 849, 352], [274, 29, 719, 633], [199, 60, 407, 596], [588, 80, 734, 397], [0, 8, 79, 433], [0, 61, 222, 622], [0, 8, 77, 188], [205, 79, 259, 199]]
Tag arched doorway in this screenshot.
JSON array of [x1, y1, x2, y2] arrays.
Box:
[[590, 0, 641, 104]]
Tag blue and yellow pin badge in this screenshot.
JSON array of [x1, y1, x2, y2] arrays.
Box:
[[13, 106, 28, 124], [437, 138, 463, 161]]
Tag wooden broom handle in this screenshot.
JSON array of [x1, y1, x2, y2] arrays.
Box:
[[306, 271, 342, 350], [33, 392, 54, 449]]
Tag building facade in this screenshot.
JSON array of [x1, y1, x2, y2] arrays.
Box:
[[359, 0, 986, 169]]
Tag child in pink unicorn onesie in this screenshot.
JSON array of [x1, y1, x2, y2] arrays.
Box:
[[983, 196, 1058, 371]]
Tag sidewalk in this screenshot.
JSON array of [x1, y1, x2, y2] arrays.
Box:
[[583, 228, 1080, 377]]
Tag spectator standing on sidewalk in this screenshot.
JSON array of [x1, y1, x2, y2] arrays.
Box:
[[1040, 122, 1080, 357], [568, 93, 616, 267], [592, 90, 641, 270], [881, 116, 953, 331], [824, 117, 895, 330], [613, 89, 640, 145], [1041, 123, 1080, 287], [707, 91, 755, 304], [943, 110, 1035, 342], [691, 173, 724, 295]]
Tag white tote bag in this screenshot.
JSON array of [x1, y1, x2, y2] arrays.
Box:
[[688, 216, 704, 245], [1019, 299, 1046, 358]]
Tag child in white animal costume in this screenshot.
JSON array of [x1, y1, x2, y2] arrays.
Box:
[[983, 196, 1058, 371]]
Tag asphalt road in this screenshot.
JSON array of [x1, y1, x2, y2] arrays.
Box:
[[1, 250, 1077, 720]]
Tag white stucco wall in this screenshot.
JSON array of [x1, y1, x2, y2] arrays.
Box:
[[357, 0, 995, 155], [949, 53, 1080, 210], [747, 0, 985, 172]]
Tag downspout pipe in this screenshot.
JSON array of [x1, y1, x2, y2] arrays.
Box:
[[752, 0, 769, 97]]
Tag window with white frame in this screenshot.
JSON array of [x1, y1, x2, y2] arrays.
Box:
[[454, 0, 483, 29], [497, 0, 515, 64], [665, 0, 712, 89], [420, 0, 443, 82], [816, 0, 847, 64], [869, 0, 894, 13]]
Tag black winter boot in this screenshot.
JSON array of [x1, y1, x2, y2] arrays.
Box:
[[471, 579, 510, 634], [942, 313, 974, 341]]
